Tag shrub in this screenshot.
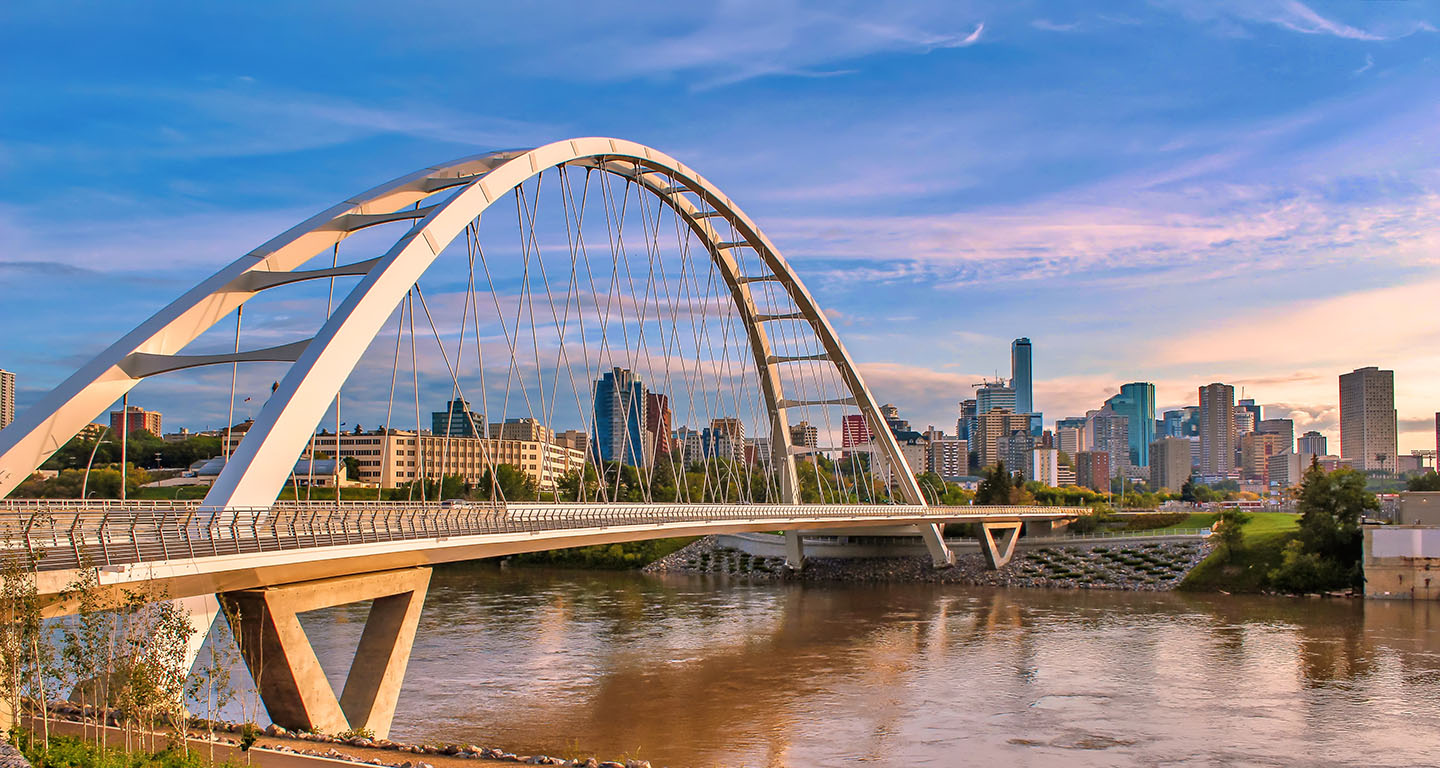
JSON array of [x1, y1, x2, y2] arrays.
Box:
[[1268, 540, 1350, 593], [1123, 512, 1189, 531]]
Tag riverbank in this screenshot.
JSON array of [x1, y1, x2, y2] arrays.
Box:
[[33, 706, 658, 768], [1179, 511, 1303, 593], [645, 535, 1211, 590]]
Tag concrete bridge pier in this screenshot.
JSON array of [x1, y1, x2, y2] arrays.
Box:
[[221, 567, 431, 739], [979, 521, 1023, 569], [784, 531, 805, 571], [919, 523, 956, 568]]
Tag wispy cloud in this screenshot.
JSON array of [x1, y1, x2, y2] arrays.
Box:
[[58, 83, 554, 161], [466, 2, 988, 88], [1153, 0, 1435, 42], [1031, 19, 1079, 33], [771, 188, 1440, 290]]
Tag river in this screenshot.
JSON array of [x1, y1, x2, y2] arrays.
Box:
[[294, 564, 1440, 767]]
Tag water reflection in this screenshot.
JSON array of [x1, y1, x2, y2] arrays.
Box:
[[294, 565, 1440, 767]]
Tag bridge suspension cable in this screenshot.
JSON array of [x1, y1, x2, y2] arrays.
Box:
[[0, 138, 927, 512]]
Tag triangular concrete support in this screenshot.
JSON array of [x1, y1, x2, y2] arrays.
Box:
[[221, 567, 430, 739], [979, 521, 1023, 569]]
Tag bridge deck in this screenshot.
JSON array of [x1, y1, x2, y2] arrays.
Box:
[[0, 501, 1087, 612]]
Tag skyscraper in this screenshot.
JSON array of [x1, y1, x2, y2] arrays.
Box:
[[593, 367, 650, 468], [1011, 338, 1033, 416], [879, 403, 910, 433], [1086, 408, 1130, 477], [1162, 406, 1200, 438], [0, 369, 14, 430], [789, 420, 819, 448], [1199, 383, 1236, 480], [1074, 451, 1110, 493], [975, 409, 1031, 469], [975, 381, 1016, 415], [1150, 436, 1193, 492], [1104, 382, 1156, 467], [432, 399, 485, 438], [1297, 430, 1328, 457], [645, 392, 673, 463], [1339, 366, 1397, 473], [841, 413, 873, 456], [110, 405, 162, 437], [956, 399, 977, 441], [1236, 398, 1262, 430], [1256, 418, 1295, 454], [1240, 432, 1286, 485]]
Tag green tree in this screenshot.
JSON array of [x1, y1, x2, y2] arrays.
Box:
[[1295, 460, 1374, 577], [1407, 471, 1440, 491], [1215, 508, 1251, 562], [974, 463, 1015, 505]]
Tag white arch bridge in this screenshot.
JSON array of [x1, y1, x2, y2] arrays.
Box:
[[0, 138, 1086, 738]]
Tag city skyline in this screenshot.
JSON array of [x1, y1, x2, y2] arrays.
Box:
[[3, 3, 1440, 454]]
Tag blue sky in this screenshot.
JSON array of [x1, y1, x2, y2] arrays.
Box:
[[3, 1, 1439, 452]]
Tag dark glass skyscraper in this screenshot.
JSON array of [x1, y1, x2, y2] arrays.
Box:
[[431, 398, 485, 438], [1011, 338, 1033, 415], [593, 367, 649, 468], [1105, 382, 1156, 467]]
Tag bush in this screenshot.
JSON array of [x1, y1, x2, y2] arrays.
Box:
[[1123, 512, 1190, 531], [19, 732, 224, 768], [1268, 540, 1348, 593]]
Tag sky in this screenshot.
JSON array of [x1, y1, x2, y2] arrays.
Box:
[[2, 0, 1439, 454]]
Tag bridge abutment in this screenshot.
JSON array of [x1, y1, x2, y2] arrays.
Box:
[[221, 567, 431, 739]]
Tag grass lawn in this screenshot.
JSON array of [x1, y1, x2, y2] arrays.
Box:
[[1179, 512, 1300, 592]]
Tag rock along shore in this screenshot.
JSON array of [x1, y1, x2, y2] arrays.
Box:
[[645, 535, 1211, 591]]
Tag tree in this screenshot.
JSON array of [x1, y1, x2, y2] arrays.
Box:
[[1407, 471, 1440, 492], [485, 464, 539, 502], [1295, 461, 1374, 574], [1215, 508, 1250, 561], [974, 463, 1013, 505], [1180, 475, 1197, 502]]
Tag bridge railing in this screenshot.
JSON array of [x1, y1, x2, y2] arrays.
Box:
[[0, 501, 1091, 573]]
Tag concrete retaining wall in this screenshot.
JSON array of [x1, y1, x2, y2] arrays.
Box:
[[717, 530, 1208, 560]]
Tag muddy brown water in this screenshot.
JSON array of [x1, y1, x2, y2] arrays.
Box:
[[288, 564, 1440, 767]]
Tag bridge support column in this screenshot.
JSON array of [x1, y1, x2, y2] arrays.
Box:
[[979, 521, 1023, 569], [784, 531, 805, 571], [919, 523, 955, 567], [221, 567, 430, 739]]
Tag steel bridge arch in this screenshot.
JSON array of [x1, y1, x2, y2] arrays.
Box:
[[0, 137, 924, 508]]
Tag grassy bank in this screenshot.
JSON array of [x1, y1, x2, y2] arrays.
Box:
[[16, 731, 225, 768], [1179, 512, 1300, 592], [506, 537, 699, 569]]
